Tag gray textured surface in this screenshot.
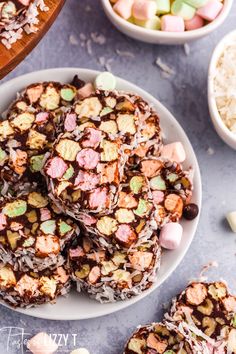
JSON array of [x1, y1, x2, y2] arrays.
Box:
[[0, 0, 236, 353]]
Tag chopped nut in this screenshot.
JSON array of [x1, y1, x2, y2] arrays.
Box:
[[128, 338, 145, 354], [197, 299, 214, 316], [75, 264, 90, 279], [202, 317, 216, 337], [75, 97, 102, 118], [186, 283, 207, 305], [56, 139, 81, 162]]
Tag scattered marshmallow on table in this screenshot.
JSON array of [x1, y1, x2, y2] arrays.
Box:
[[159, 222, 183, 250], [27, 332, 58, 354], [185, 14, 204, 30], [161, 142, 186, 162], [226, 212, 236, 233], [70, 349, 90, 354], [197, 0, 223, 21]]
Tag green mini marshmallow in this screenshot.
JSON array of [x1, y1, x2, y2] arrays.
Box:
[[134, 16, 161, 30], [155, 0, 170, 14], [171, 0, 196, 20], [63, 165, 74, 180], [183, 0, 209, 8], [40, 220, 56, 234], [150, 175, 166, 190], [134, 199, 151, 217], [95, 72, 117, 91], [60, 88, 76, 102], [59, 221, 72, 235], [100, 107, 113, 117], [164, 351, 175, 354], [0, 147, 7, 163], [130, 176, 145, 194], [3, 200, 27, 218], [232, 314, 236, 328], [166, 173, 178, 182], [30, 154, 45, 172]]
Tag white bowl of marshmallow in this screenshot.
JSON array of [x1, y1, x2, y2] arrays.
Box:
[[101, 0, 233, 44]]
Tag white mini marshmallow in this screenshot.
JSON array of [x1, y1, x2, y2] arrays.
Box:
[[161, 142, 186, 163], [70, 349, 90, 354], [159, 222, 183, 250], [27, 332, 58, 354], [226, 212, 236, 233]]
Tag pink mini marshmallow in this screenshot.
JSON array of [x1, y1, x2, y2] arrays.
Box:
[[76, 148, 100, 170], [0, 213, 7, 231], [132, 0, 157, 20], [35, 112, 49, 124], [40, 208, 51, 222], [196, 0, 223, 21], [185, 14, 204, 30], [88, 187, 108, 209], [159, 222, 183, 250], [152, 191, 165, 204], [46, 157, 68, 179], [18, 0, 31, 5], [161, 142, 186, 163], [161, 15, 185, 32], [64, 113, 77, 132], [27, 332, 58, 354], [113, 0, 134, 20], [78, 83, 94, 99], [74, 171, 99, 191]]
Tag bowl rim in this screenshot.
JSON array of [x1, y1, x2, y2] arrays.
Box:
[[101, 0, 233, 40], [208, 29, 236, 145], [0, 68, 202, 320]]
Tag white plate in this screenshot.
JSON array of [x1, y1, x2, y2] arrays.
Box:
[[0, 68, 202, 320]]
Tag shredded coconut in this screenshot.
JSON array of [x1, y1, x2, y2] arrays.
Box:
[[213, 34, 236, 133], [155, 57, 175, 77]]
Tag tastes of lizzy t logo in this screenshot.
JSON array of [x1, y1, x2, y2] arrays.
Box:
[[0, 327, 78, 353]]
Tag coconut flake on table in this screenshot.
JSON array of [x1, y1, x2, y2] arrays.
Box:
[[213, 39, 236, 134]]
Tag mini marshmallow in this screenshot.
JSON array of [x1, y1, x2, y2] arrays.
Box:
[[134, 16, 161, 30], [27, 332, 58, 354], [184, 0, 209, 8], [132, 0, 158, 20], [78, 83, 94, 99], [95, 72, 117, 90], [113, 0, 134, 19], [161, 142, 186, 162], [185, 14, 204, 30], [196, 0, 223, 21], [70, 349, 90, 354], [159, 222, 183, 250], [226, 212, 236, 233], [161, 15, 185, 32], [171, 0, 196, 20], [155, 0, 170, 14]]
